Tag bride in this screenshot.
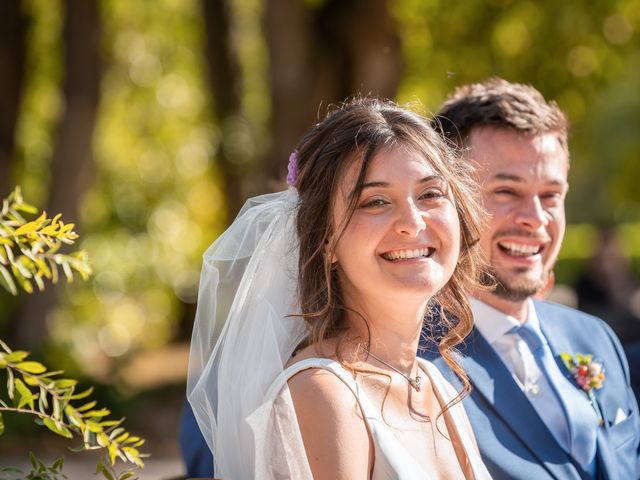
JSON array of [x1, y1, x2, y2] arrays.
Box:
[[187, 98, 492, 479]]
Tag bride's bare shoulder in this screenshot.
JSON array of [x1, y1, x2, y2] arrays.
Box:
[[286, 344, 372, 479], [285, 341, 364, 427]]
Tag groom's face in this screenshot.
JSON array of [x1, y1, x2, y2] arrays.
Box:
[[467, 127, 569, 303]]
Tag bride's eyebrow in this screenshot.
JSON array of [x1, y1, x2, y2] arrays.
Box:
[[362, 175, 444, 190], [349, 175, 444, 198]]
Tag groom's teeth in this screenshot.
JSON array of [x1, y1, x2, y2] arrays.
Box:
[[382, 248, 433, 261], [498, 242, 541, 257]]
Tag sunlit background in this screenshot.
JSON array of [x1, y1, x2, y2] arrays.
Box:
[[1, 0, 639, 475]]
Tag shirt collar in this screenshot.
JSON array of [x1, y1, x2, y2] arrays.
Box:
[[470, 297, 540, 345]]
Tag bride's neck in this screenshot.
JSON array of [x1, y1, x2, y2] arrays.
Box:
[[345, 297, 427, 373]]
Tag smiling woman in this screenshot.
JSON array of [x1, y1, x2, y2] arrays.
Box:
[[187, 98, 492, 479]]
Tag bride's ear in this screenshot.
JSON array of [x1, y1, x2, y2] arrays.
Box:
[[324, 231, 339, 265], [324, 247, 338, 266]]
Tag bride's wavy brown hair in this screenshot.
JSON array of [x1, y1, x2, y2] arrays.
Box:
[[292, 97, 487, 403]]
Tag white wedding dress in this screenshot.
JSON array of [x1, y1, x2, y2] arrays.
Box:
[[263, 357, 493, 480]]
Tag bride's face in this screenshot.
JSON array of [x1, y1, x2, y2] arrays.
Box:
[[330, 146, 461, 310]]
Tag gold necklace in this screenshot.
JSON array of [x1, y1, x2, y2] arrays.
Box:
[[362, 348, 422, 392]]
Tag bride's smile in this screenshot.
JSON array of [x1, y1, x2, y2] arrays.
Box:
[[380, 247, 435, 261]]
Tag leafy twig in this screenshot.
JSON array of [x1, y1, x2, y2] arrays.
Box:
[[0, 340, 147, 479], [0, 187, 91, 295], [0, 188, 146, 480]]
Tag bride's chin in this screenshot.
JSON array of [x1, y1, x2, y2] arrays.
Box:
[[390, 277, 448, 298]]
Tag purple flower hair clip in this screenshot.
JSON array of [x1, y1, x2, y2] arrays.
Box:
[[286, 150, 299, 186]]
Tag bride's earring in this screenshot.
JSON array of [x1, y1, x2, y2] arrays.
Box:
[[324, 238, 338, 269], [324, 250, 338, 271]]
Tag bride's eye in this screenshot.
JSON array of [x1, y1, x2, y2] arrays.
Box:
[[361, 198, 389, 208], [419, 188, 445, 201]]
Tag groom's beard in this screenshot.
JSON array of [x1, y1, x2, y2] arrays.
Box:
[[480, 266, 549, 302]]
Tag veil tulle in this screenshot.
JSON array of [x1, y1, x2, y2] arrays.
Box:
[[186, 188, 313, 479]]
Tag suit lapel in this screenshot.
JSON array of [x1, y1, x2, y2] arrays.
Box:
[[595, 427, 615, 480], [536, 307, 615, 480], [460, 328, 583, 480]]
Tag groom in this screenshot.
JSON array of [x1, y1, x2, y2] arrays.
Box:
[[431, 77, 640, 479]]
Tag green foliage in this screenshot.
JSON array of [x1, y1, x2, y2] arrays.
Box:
[[0, 453, 66, 480], [12, 0, 226, 376], [14, 0, 63, 206], [0, 333, 147, 480], [0, 453, 139, 480], [393, 0, 640, 223], [0, 190, 146, 479], [0, 187, 91, 296]]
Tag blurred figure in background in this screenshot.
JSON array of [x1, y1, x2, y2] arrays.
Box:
[[575, 225, 640, 398], [576, 225, 640, 343]]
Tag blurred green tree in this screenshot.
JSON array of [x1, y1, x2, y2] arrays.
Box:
[[0, 0, 637, 396], [17, 0, 101, 350], [393, 0, 640, 225], [0, 2, 28, 198]]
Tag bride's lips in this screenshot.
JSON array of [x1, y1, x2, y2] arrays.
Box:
[[380, 246, 435, 262]]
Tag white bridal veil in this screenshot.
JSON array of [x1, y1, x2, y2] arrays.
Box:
[[186, 188, 313, 479]]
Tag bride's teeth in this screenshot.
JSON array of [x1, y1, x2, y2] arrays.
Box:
[[383, 248, 433, 261]]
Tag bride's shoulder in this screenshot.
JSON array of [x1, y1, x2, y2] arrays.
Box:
[[285, 343, 362, 415], [286, 348, 372, 477], [285, 348, 347, 395], [416, 357, 464, 404]]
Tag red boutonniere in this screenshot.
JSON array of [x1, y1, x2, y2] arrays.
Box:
[[560, 352, 605, 425]]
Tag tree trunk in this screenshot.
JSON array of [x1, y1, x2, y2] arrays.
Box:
[[16, 0, 101, 350], [200, 0, 402, 213], [201, 0, 247, 221], [0, 1, 28, 197], [48, 0, 101, 220], [263, 0, 403, 184], [263, 0, 317, 182]]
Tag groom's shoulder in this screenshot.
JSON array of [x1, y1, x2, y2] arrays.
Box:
[[534, 299, 626, 357], [534, 299, 608, 329]]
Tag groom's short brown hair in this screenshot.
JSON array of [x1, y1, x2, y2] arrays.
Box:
[[433, 77, 569, 153]]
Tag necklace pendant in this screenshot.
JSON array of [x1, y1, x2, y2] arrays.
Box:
[[360, 346, 422, 393], [410, 375, 421, 392]]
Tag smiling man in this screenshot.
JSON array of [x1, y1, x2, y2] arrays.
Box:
[[432, 78, 640, 480]]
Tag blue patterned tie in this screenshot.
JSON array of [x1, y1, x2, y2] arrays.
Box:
[[517, 321, 598, 471]]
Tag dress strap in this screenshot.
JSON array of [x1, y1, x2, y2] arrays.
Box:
[[264, 357, 382, 422], [420, 359, 492, 480]]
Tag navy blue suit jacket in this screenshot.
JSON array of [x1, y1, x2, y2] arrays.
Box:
[[179, 403, 214, 478], [429, 301, 640, 480]]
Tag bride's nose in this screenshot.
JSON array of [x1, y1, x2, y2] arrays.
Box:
[[394, 200, 426, 237]]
